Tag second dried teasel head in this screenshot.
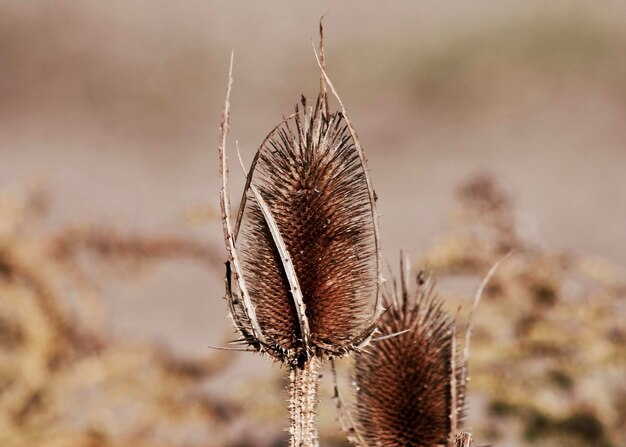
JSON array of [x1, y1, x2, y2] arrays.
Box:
[[335, 254, 508, 446], [334, 256, 469, 447]]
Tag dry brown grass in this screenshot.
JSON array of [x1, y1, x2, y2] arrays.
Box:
[[0, 185, 259, 447], [0, 173, 623, 447], [423, 174, 626, 447]]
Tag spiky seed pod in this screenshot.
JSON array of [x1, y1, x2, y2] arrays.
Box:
[[234, 94, 378, 366], [352, 263, 466, 447], [218, 28, 381, 447]]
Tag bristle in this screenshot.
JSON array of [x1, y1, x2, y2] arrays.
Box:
[[237, 94, 377, 363], [354, 269, 465, 446]]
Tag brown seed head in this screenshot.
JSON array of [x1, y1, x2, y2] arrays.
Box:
[[353, 263, 465, 446], [227, 94, 378, 366]]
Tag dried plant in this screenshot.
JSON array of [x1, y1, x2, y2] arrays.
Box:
[[234, 94, 378, 362], [424, 174, 626, 447], [217, 24, 381, 447], [0, 186, 261, 447], [2, 16, 622, 447], [454, 432, 473, 447], [332, 256, 466, 447]]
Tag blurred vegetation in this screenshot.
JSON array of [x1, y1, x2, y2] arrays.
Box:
[[423, 174, 626, 447], [1, 4, 624, 446], [0, 185, 288, 447], [337, 12, 626, 106], [0, 2, 219, 137], [0, 176, 623, 446]]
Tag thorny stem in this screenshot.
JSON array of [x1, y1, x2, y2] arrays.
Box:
[[289, 357, 320, 447], [454, 431, 473, 447]]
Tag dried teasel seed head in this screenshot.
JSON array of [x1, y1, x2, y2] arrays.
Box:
[[352, 258, 466, 447], [233, 94, 378, 366], [218, 27, 380, 370], [218, 24, 382, 447]]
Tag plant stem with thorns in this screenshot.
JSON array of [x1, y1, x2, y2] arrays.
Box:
[[217, 23, 380, 447], [289, 357, 321, 447]]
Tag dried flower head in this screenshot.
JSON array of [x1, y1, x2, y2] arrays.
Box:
[[218, 36, 381, 368], [217, 23, 382, 447], [237, 95, 378, 364], [334, 257, 466, 447]]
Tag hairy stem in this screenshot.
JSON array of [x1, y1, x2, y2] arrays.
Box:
[[289, 357, 320, 447], [455, 432, 473, 447]]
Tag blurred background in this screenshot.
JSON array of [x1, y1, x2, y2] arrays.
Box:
[[0, 1, 625, 446]]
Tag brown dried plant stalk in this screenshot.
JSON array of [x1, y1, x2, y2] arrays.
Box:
[[217, 25, 381, 447], [454, 432, 473, 447]]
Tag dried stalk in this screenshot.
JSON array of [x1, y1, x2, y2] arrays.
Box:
[[218, 52, 267, 349], [455, 432, 473, 447], [289, 356, 321, 447]]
